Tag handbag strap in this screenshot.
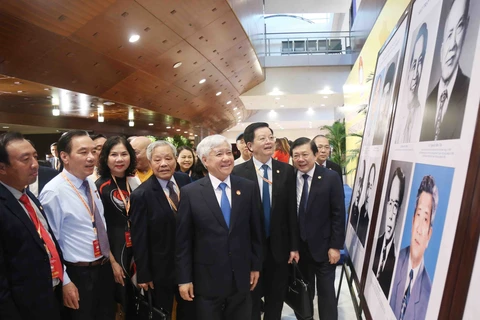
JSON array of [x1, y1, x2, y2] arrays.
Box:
[[147, 289, 154, 320], [292, 260, 306, 281]]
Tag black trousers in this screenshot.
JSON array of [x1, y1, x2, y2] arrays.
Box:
[[150, 282, 196, 320], [65, 262, 115, 320], [251, 239, 289, 320], [196, 291, 251, 320], [295, 243, 337, 320]]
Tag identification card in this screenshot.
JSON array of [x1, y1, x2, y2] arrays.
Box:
[[125, 231, 132, 248], [50, 256, 60, 279], [93, 240, 102, 258]]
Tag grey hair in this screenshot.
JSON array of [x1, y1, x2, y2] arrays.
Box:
[[146, 140, 177, 161], [197, 135, 231, 165]]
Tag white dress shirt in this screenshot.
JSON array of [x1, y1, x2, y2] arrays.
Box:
[[404, 256, 424, 294], [436, 67, 458, 124], [296, 165, 315, 215], [209, 173, 232, 207], [252, 156, 272, 206]]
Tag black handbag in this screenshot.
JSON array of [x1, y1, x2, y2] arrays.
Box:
[[134, 287, 170, 320], [285, 260, 313, 319]]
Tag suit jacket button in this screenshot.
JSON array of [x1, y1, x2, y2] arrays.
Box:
[[228, 252, 232, 256], [232, 269, 234, 272]]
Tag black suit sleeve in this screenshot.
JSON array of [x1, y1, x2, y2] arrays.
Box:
[[0, 232, 22, 319], [130, 189, 152, 284], [286, 168, 299, 252], [176, 187, 194, 284], [329, 173, 346, 249], [250, 186, 263, 271]]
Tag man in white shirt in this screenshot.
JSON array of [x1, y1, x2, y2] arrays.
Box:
[[420, 0, 470, 141], [234, 133, 251, 166]]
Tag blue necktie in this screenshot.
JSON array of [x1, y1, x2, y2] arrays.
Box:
[[219, 182, 231, 228], [299, 173, 309, 241], [262, 164, 271, 238], [400, 269, 414, 320]]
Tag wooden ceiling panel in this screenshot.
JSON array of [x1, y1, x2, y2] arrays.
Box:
[[136, 0, 231, 38], [228, 59, 263, 93], [173, 62, 227, 96], [153, 85, 197, 114], [186, 11, 247, 61], [0, 0, 114, 37], [211, 39, 257, 76]]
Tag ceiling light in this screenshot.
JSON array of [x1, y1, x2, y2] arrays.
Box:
[[98, 115, 104, 123], [129, 121, 134, 127], [148, 123, 154, 126], [2, 126, 9, 129], [128, 109, 134, 120], [323, 96, 328, 99], [321, 104, 325, 107], [97, 105, 104, 113], [233, 107, 237, 110], [52, 106, 60, 116], [216, 92, 222, 96], [173, 62, 182, 68], [52, 97, 60, 106], [184, 131, 188, 133], [14, 81, 21, 85], [226, 101, 231, 105], [189, 132, 194, 135], [236, 112, 240, 115], [194, 134, 198, 137], [17, 90, 23, 93], [275, 97, 280, 100], [129, 35, 140, 43], [307, 108, 314, 115], [199, 79, 206, 84], [176, 129, 181, 132], [44, 88, 50, 91], [280, 105, 284, 108], [166, 126, 171, 129], [103, 101, 115, 106]]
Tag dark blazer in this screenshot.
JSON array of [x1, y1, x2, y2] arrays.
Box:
[[232, 158, 298, 263], [0, 184, 63, 320], [176, 175, 262, 297], [130, 172, 191, 285], [420, 69, 470, 141], [356, 203, 369, 247], [390, 246, 431, 319], [38, 166, 59, 195], [325, 159, 343, 179], [302, 165, 345, 262], [371, 234, 396, 298]]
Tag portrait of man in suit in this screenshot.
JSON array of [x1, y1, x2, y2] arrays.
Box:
[[313, 134, 343, 179], [176, 134, 262, 320], [291, 137, 345, 320], [372, 167, 406, 298], [0, 132, 64, 319], [130, 140, 194, 319], [373, 61, 397, 145], [396, 23, 429, 144], [390, 175, 438, 320], [350, 159, 365, 232], [50, 142, 62, 171], [357, 163, 376, 247], [420, 0, 470, 141]]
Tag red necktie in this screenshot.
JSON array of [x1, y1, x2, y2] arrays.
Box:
[[19, 194, 63, 282]]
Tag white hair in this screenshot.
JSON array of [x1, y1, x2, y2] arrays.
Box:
[[196, 135, 231, 165], [146, 140, 177, 161]]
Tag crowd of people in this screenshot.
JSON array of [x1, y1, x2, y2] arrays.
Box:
[[0, 121, 345, 320]]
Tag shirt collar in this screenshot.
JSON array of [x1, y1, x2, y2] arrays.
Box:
[[252, 156, 272, 170], [297, 164, 316, 180], [62, 169, 86, 189], [156, 175, 176, 189], [209, 173, 231, 190], [0, 181, 25, 200], [439, 66, 458, 99]]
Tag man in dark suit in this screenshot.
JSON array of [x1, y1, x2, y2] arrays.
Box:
[[313, 135, 342, 179], [50, 142, 63, 171], [357, 163, 376, 247], [0, 132, 64, 319], [420, 0, 470, 141], [291, 137, 345, 320], [232, 122, 299, 320], [390, 175, 437, 319], [176, 134, 262, 320], [130, 140, 194, 319], [29, 165, 59, 197], [372, 167, 406, 297]]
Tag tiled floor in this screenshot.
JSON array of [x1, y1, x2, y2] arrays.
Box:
[[281, 266, 357, 320]]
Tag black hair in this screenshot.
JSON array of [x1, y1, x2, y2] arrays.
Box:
[[290, 137, 318, 156], [50, 142, 58, 148], [384, 62, 396, 88], [415, 175, 439, 226], [176, 146, 195, 174], [387, 167, 406, 210], [97, 136, 137, 178], [411, 23, 428, 67], [243, 122, 273, 144], [57, 130, 90, 165], [0, 132, 25, 165], [90, 134, 107, 141]]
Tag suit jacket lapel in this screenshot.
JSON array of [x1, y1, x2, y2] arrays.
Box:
[[244, 159, 258, 182], [306, 165, 324, 212], [229, 176, 242, 233], [200, 176, 229, 231], [150, 176, 174, 215]]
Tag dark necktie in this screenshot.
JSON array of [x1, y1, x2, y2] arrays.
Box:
[[261, 164, 271, 238], [83, 181, 110, 258], [299, 173, 309, 241], [219, 182, 231, 228], [377, 246, 388, 277], [435, 89, 448, 140], [19, 194, 63, 281], [400, 269, 414, 320], [167, 180, 179, 210]]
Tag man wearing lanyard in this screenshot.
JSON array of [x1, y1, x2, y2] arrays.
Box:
[[0, 132, 64, 319], [130, 141, 194, 319], [232, 122, 299, 320], [39, 130, 115, 320]]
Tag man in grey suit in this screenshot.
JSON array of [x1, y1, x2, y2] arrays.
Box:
[[389, 175, 438, 319]]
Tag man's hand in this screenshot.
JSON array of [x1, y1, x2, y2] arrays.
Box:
[[63, 282, 80, 309], [179, 283, 194, 301], [328, 248, 341, 265], [112, 261, 125, 286], [138, 281, 154, 291], [250, 271, 260, 291], [288, 251, 300, 264]]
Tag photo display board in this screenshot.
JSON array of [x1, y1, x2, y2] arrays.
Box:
[[363, 0, 480, 318]]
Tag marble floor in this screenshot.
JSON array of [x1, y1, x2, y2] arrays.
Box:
[[281, 266, 357, 320]]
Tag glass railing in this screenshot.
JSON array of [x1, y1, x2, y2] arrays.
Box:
[[265, 31, 354, 56]]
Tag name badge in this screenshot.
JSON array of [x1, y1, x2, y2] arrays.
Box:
[[125, 231, 132, 248], [93, 240, 102, 258], [50, 256, 60, 279]]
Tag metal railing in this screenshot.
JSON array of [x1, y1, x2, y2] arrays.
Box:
[[265, 31, 354, 56]]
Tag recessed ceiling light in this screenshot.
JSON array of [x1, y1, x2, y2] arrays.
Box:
[[226, 101, 231, 105], [189, 132, 194, 135], [98, 115, 104, 123], [236, 112, 240, 115], [173, 62, 182, 68], [52, 107, 60, 116], [103, 101, 115, 106], [216, 92, 222, 96], [166, 126, 171, 129], [194, 134, 198, 137], [280, 105, 284, 108], [129, 121, 135, 127], [275, 97, 280, 100], [321, 104, 325, 107], [129, 35, 140, 43], [14, 81, 21, 85], [17, 90, 23, 93], [2, 126, 9, 129], [184, 131, 188, 133], [323, 96, 328, 99], [233, 107, 237, 110], [148, 123, 154, 126], [176, 129, 181, 131], [44, 88, 50, 91], [199, 79, 206, 84]]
